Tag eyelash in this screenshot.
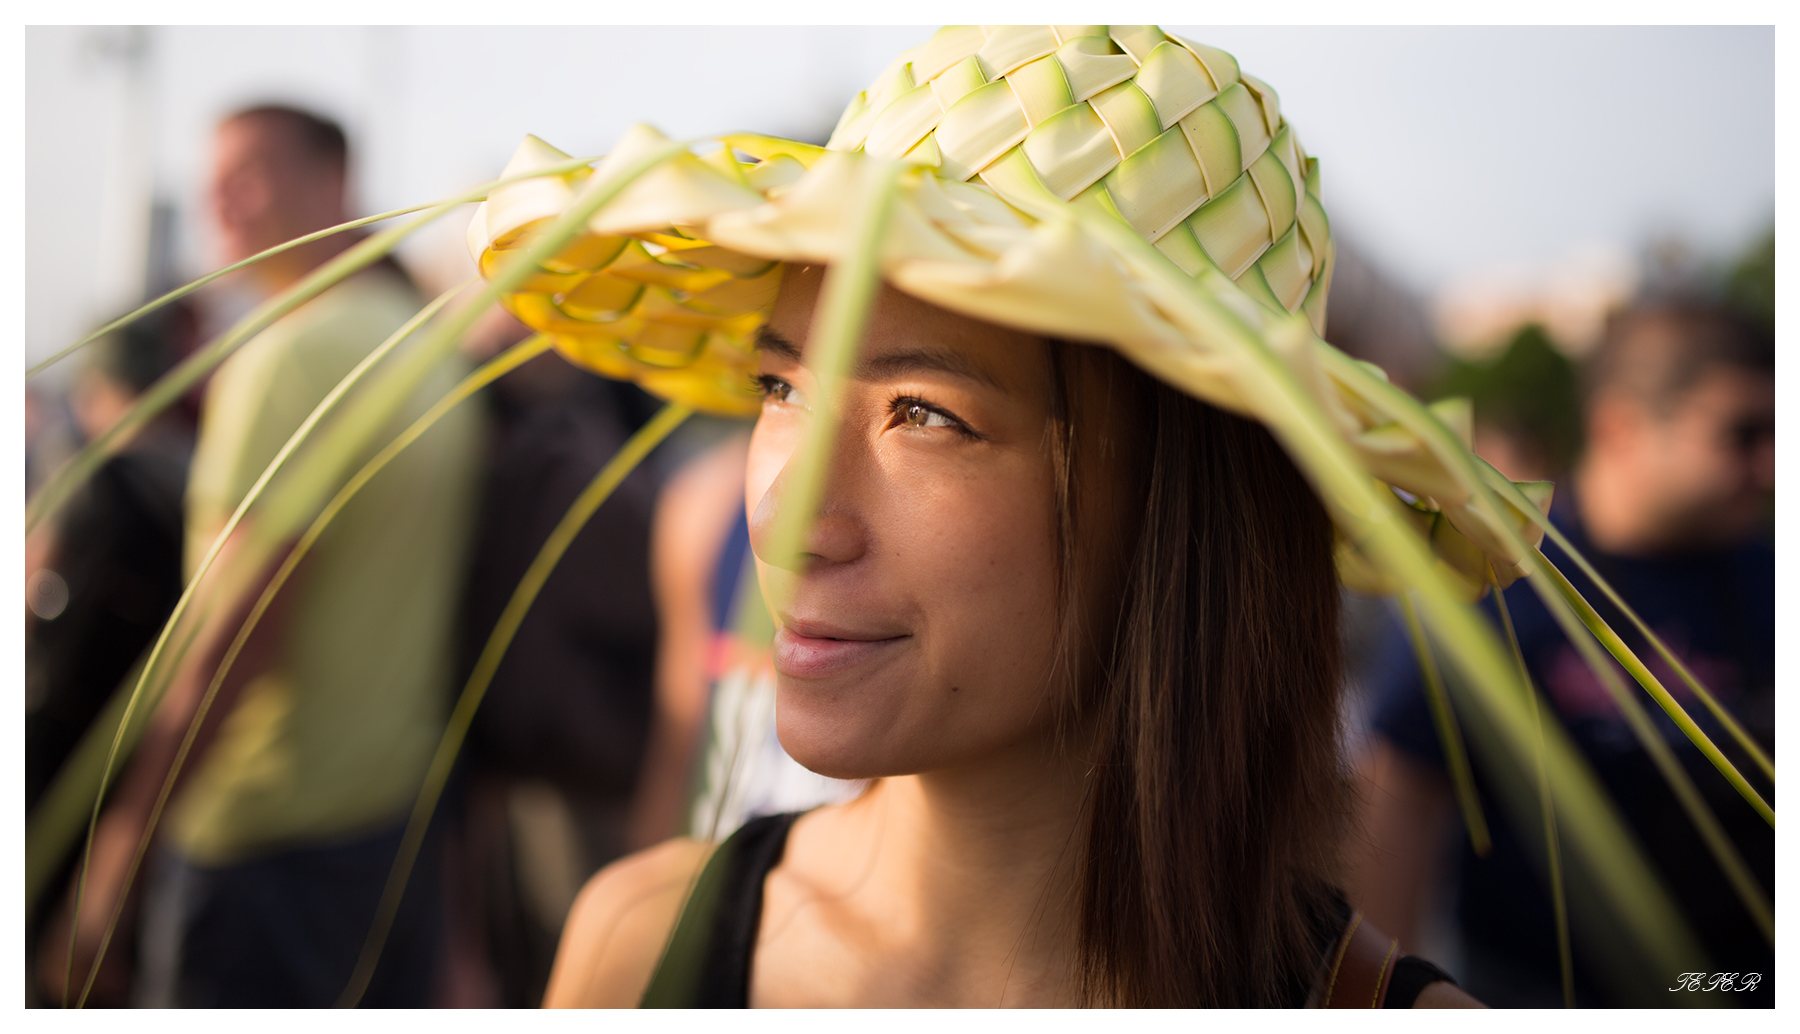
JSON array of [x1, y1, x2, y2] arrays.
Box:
[[752, 375, 982, 440], [888, 394, 982, 439], [753, 374, 796, 405]]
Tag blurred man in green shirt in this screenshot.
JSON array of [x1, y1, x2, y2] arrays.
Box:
[[41, 105, 481, 1007]]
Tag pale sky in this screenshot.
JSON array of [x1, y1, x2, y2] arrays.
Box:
[[25, 25, 1774, 372]]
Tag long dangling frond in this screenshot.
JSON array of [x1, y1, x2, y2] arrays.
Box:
[[26, 152, 602, 380], [60, 280, 465, 1004], [339, 401, 691, 1007], [63, 330, 556, 1006], [1491, 563, 1575, 1009]]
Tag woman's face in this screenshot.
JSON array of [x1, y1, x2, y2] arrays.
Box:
[[747, 266, 1072, 780]]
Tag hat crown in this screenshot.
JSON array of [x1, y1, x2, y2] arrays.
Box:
[[827, 25, 1332, 324]]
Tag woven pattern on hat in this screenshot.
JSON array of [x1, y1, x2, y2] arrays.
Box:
[[468, 27, 1336, 419], [465, 27, 1556, 598], [826, 25, 1331, 328]]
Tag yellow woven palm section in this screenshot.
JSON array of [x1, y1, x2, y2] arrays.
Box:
[[467, 131, 798, 417]]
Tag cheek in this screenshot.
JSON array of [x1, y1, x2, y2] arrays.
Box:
[[770, 433, 1066, 778], [890, 460, 1058, 639], [871, 445, 1063, 718]]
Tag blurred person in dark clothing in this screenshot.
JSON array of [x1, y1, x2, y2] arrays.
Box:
[[439, 306, 675, 1007], [1348, 302, 1774, 1007], [27, 302, 200, 814], [38, 104, 480, 1008], [25, 304, 199, 1006]]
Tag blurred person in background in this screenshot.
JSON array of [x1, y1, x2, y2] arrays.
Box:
[[27, 302, 200, 813], [1348, 300, 1774, 1006], [25, 303, 200, 1002], [37, 104, 482, 1008], [633, 431, 755, 851], [436, 305, 669, 1007]]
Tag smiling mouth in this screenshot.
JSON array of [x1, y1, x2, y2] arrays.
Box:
[[772, 625, 908, 679]]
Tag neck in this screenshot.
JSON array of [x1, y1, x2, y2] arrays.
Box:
[[823, 728, 1091, 1004], [240, 228, 358, 295]]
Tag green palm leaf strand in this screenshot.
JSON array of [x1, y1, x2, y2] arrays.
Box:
[[25, 152, 603, 380], [754, 159, 902, 593], [646, 546, 787, 1007], [32, 210, 443, 538], [1510, 479, 1772, 783], [59, 280, 465, 1004], [1529, 551, 1771, 941], [1491, 563, 1575, 1009], [1539, 553, 1771, 827], [29, 205, 438, 382], [339, 400, 693, 1007], [642, 158, 903, 1007], [1396, 593, 1491, 856], [26, 153, 609, 536], [56, 139, 690, 1005], [1308, 331, 1771, 942], [1328, 355, 1771, 817], [62, 332, 556, 1006], [1073, 199, 1704, 988], [1471, 472, 1774, 797], [1316, 330, 1771, 937], [1306, 325, 1771, 822]]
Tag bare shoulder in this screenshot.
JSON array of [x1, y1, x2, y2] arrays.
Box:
[[542, 837, 714, 1008], [1412, 980, 1487, 1008]]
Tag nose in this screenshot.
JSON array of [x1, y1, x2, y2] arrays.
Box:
[[748, 435, 869, 574]]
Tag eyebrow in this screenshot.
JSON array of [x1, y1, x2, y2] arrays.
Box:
[[753, 324, 803, 362], [754, 325, 1005, 391]]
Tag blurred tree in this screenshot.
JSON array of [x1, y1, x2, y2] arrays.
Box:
[[1431, 324, 1582, 482], [1723, 227, 1774, 332]]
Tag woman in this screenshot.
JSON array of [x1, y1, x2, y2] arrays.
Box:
[[539, 262, 1478, 1007], [455, 23, 1659, 1008]]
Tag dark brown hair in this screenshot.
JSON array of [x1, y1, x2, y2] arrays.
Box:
[[224, 103, 350, 174], [1046, 343, 1349, 1007], [1585, 301, 1773, 416]]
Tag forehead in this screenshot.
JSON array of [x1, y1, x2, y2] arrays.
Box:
[[765, 264, 1052, 395], [213, 116, 309, 168]]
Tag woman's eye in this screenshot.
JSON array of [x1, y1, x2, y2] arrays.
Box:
[[757, 376, 807, 409], [899, 400, 956, 430]]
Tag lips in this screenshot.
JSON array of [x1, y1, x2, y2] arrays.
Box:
[[772, 619, 908, 679]]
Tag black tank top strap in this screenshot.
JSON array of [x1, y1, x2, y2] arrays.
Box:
[[1297, 889, 1459, 1007], [639, 811, 801, 1008], [640, 819, 1457, 1007]]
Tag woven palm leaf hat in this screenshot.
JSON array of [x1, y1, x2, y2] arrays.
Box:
[[468, 23, 1552, 597]]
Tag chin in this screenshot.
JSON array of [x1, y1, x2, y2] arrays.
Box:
[[773, 678, 940, 781]]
